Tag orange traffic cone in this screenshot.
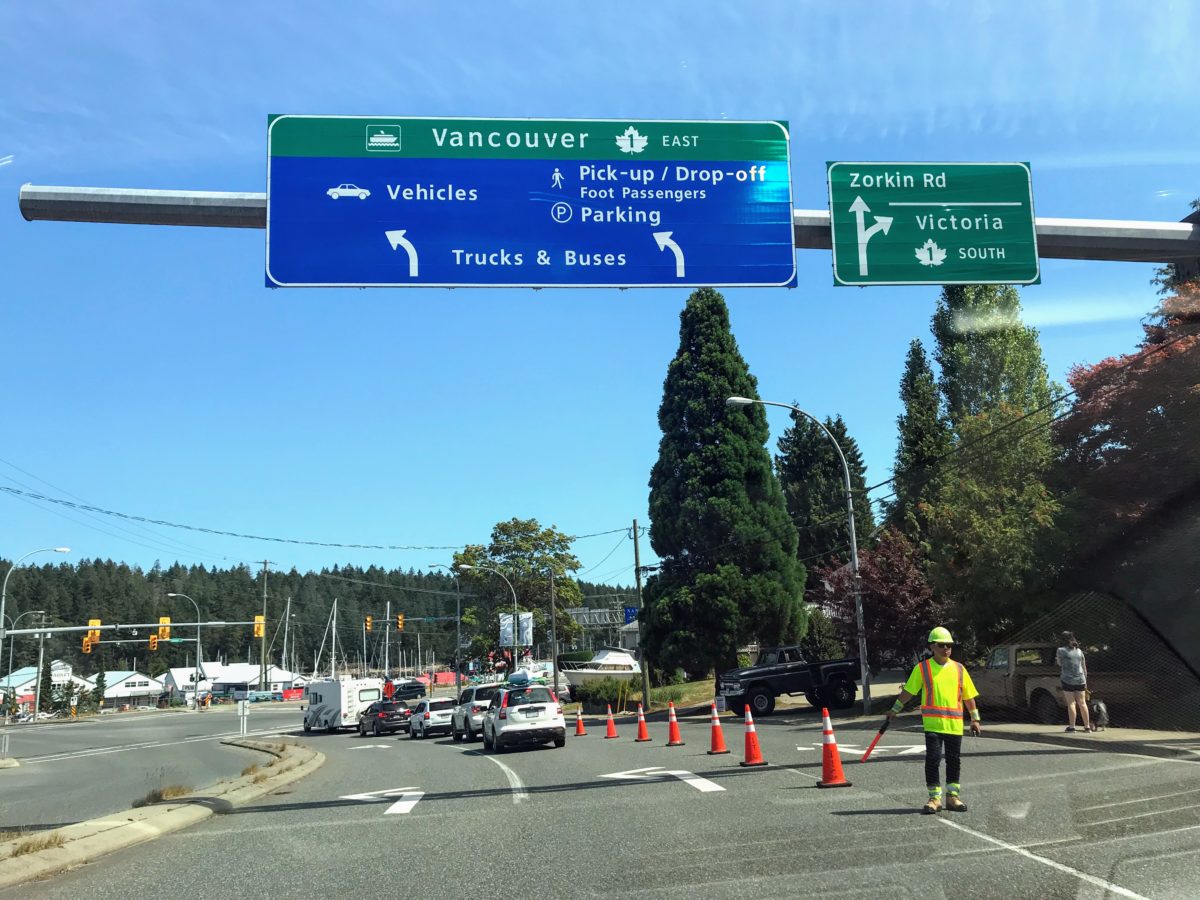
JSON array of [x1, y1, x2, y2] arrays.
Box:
[[575, 708, 587, 736], [816, 707, 852, 789], [604, 704, 619, 739], [707, 702, 729, 755], [666, 702, 685, 747], [740, 705, 768, 767], [635, 703, 652, 742]]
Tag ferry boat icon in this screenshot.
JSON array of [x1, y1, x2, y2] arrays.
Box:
[[366, 125, 401, 151]]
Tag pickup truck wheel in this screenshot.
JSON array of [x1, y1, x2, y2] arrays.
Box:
[[725, 696, 745, 718], [823, 678, 856, 710], [1031, 690, 1060, 725], [804, 691, 821, 709], [748, 688, 775, 717]]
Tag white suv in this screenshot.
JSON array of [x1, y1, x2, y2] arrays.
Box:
[[408, 697, 454, 738], [451, 683, 502, 743], [482, 684, 566, 752]]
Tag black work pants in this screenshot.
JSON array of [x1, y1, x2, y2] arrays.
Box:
[[924, 731, 962, 786]]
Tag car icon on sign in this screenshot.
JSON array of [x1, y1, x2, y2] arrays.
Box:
[[327, 184, 370, 200]]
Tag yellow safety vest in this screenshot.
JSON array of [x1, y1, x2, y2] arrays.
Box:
[[903, 659, 978, 735]]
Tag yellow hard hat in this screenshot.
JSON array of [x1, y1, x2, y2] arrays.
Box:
[[928, 626, 954, 644]]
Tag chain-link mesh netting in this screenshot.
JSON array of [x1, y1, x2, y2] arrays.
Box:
[[989, 592, 1200, 731]]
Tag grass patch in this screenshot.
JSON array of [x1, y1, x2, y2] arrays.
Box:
[[645, 678, 716, 711], [12, 832, 64, 856], [252, 772, 269, 784], [241, 764, 259, 777], [0, 829, 26, 843], [132, 784, 193, 808]]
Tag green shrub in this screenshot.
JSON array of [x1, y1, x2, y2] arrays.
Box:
[[573, 677, 631, 711]]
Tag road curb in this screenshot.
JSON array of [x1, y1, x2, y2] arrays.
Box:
[[0, 738, 324, 889], [982, 728, 1200, 761], [0, 758, 19, 769]]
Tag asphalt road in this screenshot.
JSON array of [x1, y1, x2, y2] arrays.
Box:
[[0, 706, 294, 830], [10, 709, 1200, 899]]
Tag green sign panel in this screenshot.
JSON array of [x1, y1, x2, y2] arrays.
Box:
[[827, 162, 1038, 286]]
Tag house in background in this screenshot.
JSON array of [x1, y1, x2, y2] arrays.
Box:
[[83, 670, 164, 708], [161, 663, 218, 702]]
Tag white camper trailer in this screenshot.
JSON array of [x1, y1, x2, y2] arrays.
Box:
[[302, 676, 383, 733]]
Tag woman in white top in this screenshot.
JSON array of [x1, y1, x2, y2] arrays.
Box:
[[1057, 631, 1093, 732]]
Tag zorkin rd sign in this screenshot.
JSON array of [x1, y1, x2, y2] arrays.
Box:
[[827, 162, 1039, 286], [266, 116, 796, 288]]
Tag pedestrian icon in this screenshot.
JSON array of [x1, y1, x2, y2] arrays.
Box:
[[551, 168, 564, 190]]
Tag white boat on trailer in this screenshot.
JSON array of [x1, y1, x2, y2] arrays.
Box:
[[559, 647, 642, 687]]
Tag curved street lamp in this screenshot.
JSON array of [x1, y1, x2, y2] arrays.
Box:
[[457, 564, 520, 676], [3, 609, 44, 716], [0, 547, 70, 710], [429, 563, 464, 695], [726, 396, 872, 715], [166, 592, 204, 710]]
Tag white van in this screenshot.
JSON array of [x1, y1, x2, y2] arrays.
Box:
[[302, 677, 383, 733]]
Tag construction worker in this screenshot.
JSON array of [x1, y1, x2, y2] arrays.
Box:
[[886, 626, 981, 814]]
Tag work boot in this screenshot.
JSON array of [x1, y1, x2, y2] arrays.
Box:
[[922, 797, 942, 815], [945, 795, 968, 812]]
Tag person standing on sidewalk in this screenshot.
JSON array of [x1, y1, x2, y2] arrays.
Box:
[[1057, 631, 1093, 733], [886, 626, 981, 814]]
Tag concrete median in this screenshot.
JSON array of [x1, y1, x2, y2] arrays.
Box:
[[0, 737, 324, 890]]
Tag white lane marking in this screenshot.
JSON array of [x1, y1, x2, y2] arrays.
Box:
[[348, 744, 392, 750], [781, 767, 821, 782], [20, 727, 285, 763], [936, 817, 1149, 900], [599, 766, 724, 793], [1078, 783, 1200, 813], [340, 787, 424, 815], [483, 754, 529, 804], [973, 758, 1160, 788]]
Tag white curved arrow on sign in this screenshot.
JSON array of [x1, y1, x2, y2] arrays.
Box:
[[384, 229, 419, 277], [653, 231, 686, 278]]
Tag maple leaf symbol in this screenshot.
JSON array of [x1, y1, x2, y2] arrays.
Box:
[[615, 126, 648, 154], [915, 239, 947, 267]]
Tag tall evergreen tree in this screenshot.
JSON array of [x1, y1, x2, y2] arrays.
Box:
[[643, 288, 805, 679], [775, 412, 874, 579], [932, 284, 1053, 424], [925, 285, 1059, 642], [887, 339, 951, 543], [38, 663, 53, 712]]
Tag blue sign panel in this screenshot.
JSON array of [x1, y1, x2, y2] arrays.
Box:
[[623, 606, 638, 625], [266, 116, 795, 288]]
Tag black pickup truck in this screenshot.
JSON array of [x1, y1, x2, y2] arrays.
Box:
[[718, 646, 860, 716]]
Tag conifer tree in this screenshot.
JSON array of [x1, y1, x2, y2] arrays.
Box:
[[887, 339, 951, 543], [643, 288, 805, 678], [775, 412, 874, 577]]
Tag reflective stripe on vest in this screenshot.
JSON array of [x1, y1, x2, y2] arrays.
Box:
[[919, 659, 964, 719]]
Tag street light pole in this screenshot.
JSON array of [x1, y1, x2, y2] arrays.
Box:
[[726, 397, 872, 715], [457, 564, 518, 678], [166, 593, 202, 710], [4, 609, 43, 716], [0, 547, 70, 693]]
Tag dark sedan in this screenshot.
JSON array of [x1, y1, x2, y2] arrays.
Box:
[[357, 700, 413, 736]]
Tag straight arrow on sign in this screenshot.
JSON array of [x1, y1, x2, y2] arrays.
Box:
[[600, 766, 724, 793], [341, 787, 425, 815]]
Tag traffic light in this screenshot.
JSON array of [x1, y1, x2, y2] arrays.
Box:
[[88, 619, 101, 642], [396, 613, 405, 632], [158, 617, 171, 641], [365, 615, 373, 632], [253, 615, 265, 638], [148, 634, 159, 651], [82, 636, 92, 654]]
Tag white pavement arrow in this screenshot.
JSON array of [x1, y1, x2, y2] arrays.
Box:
[[600, 766, 724, 793], [803, 743, 926, 757], [340, 787, 425, 815], [348, 744, 392, 750], [653, 231, 686, 278], [849, 196, 893, 277], [384, 229, 419, 277]]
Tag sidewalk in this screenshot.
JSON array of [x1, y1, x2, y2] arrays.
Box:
[[981, 721, 1200, 762]]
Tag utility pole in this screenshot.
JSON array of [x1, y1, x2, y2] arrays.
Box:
[[633, 519, 652, 707], [281, 596, 292, 676], [549, 569, 559, 701], [33, 612, 48, 715], [384, 599, 391, 677], [258, 560, 272, 691]]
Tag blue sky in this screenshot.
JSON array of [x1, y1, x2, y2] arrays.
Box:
[[1, 2, 1196, 590]]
